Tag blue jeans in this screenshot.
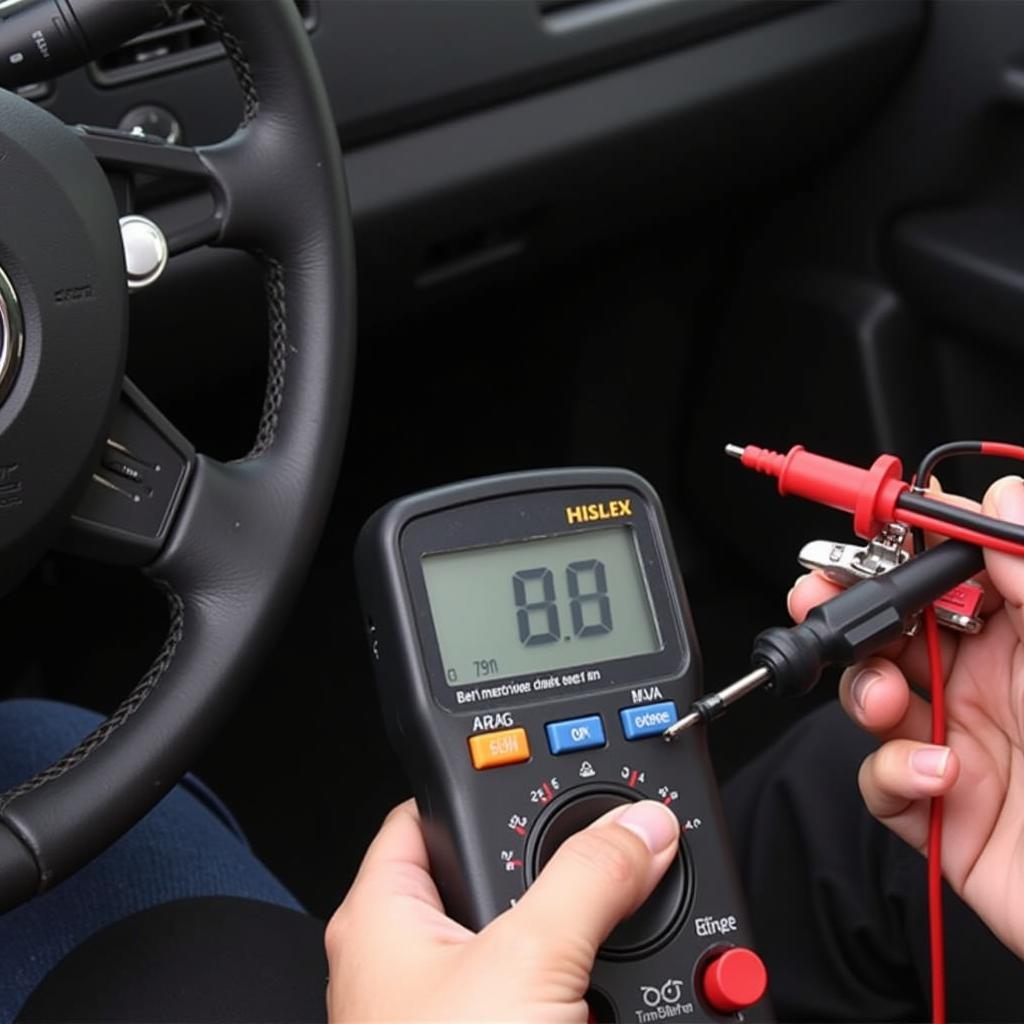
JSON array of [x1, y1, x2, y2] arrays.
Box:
[[0, 699, 303, 1023]]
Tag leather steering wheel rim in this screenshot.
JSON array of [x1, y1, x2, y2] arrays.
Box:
[[0, 0, 355, 909]]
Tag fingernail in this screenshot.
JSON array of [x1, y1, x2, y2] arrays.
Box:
[[994, 476, 1024, 525], [911, 746, 951, 778], [850, 669, 881, 713], [617, 801, 680, 854]]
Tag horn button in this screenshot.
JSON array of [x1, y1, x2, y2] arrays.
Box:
[[0, 89, 128, 591]]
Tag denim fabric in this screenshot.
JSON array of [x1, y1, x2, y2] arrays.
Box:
[[0, 699, 303, 1023]]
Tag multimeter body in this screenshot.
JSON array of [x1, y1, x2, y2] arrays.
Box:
[[356, 469, 771, 1023]]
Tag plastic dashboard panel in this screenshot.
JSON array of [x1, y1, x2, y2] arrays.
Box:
[[39, 0, 924, 330], [43, 0, 812, 146], [347, 0, 923, 315]]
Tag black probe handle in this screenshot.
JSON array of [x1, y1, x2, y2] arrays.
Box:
[[752, 541, 986, 697]]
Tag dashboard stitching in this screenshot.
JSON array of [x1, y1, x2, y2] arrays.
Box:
[[0, 588, 185, 815]]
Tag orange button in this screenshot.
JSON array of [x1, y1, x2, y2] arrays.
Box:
[[468, 727, 531, 770]]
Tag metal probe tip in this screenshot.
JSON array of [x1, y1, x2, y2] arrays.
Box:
[[724, 443, 745, 459], [662, 709, 702, 741], [663, 665, 773, 742]]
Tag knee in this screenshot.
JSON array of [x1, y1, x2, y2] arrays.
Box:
[[0, 699, 104, 792]]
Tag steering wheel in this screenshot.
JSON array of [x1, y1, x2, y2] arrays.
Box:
[[0, 1, 355, 910]]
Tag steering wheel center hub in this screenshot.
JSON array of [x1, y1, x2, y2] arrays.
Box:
[[0, 89, 128, 590]]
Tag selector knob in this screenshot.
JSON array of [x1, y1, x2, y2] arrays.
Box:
[[700, 947, 768, 1014], [529, 789, 689, 958]]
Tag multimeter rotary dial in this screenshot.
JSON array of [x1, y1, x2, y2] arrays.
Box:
[[499, 762, 694, 961], [530, 786, 691, 958]]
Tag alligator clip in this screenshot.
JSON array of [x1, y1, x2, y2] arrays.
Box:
[[798, 523, 984, 635]]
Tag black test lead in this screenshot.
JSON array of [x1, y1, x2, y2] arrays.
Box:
[[663, 540, 984, 740]]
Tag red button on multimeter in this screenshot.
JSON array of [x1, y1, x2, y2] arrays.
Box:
[[700, 947, 768, 1014]]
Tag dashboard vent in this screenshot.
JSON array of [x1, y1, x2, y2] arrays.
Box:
[[88, 1, 316, 86]]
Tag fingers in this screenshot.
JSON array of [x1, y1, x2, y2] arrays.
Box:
[[981, 476, 1024, 643], [356, 799, 430, 872], [787, 572, 841, 623], [342, 800, 445, 911], [494, 801, 679, 963], [858, 739, 960, 852], [326, 799, 469, 981], [838, 658, 932, 743], [878, 625, 960, 692]]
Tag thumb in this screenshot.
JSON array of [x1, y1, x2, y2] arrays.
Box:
[[982, 476, 1024, 641], [493, 800, 679, 963]]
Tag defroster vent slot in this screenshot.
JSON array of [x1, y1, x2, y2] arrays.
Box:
[[89, 1, 316, 86]]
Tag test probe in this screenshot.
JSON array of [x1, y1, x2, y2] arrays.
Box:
[[664, 439, 1024, 1024], [663, 537, 984, 737], [664, 441, 1024, 738]]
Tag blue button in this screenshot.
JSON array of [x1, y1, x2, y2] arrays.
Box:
[[545, 715, 606, 755], [619, 701, 678, 740]]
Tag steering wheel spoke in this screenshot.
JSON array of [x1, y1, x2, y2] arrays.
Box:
[[60, 379, 194, 568], [77, 125, 228, 262], [76, 126, 214, 181]]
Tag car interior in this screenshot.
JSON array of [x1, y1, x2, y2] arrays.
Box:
[[3, 0, 1024, 1016]]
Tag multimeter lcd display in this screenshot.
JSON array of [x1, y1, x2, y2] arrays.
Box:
[[421, 525, 662, 686]]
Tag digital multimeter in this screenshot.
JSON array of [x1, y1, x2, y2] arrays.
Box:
[[355, 469, 772, 1023]]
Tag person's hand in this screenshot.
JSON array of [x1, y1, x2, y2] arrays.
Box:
[[325, 797, 679, 1022], [788, 475, 1024, 960]]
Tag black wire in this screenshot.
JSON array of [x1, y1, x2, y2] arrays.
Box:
[[915, 441, 983, 492], [898, 491, 1024, 546], [914, 442, 991, 556]]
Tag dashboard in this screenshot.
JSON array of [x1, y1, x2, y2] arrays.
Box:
[[30, 0, 922, 324]]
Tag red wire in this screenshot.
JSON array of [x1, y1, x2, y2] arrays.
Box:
[[920, 441, 1024, 1020], [922, 604, 946, 1024], [911, 442, 1024, 1024], [979, 441, 1024, 461]]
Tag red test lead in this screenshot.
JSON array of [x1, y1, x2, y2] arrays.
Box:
[[725, 443, 908, 539], [726, 442, 1024, 557]]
